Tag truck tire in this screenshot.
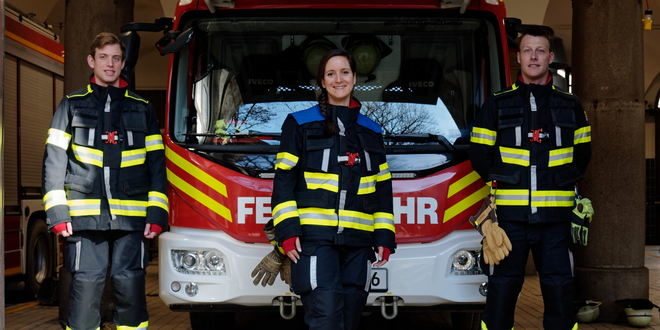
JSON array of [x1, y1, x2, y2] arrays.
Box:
[[26, 219, 54, 299], [189, 311, 235, 330], [451, 311, 481, 330]]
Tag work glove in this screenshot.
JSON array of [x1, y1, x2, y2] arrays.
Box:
[[571, 197, 594, 246], [251, 249, 286, 286], [480, 220, 512, 265], [279, 257, 292, 286]]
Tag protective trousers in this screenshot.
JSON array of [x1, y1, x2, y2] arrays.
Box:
[[64, 230, 149, 330], [481, 222, 576, 330], [290, 243, 374, 330]]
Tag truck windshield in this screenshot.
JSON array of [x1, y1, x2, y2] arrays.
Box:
[[170, 12, 503, 177]]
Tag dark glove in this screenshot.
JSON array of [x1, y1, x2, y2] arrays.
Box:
[[251, 250, 286, 286], [571, 197, 594, 246]]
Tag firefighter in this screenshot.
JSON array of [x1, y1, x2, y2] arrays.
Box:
[[271, 49, 396, 330], [469, 27, 591, 330], [42, 32, 167, 330]]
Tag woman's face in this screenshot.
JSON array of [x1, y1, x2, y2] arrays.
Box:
[[321, 55, 356, 106]]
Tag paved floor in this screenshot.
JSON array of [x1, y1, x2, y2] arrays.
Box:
[[6, 246, 660, 329]]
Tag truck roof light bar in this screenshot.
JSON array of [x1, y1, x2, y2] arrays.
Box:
[[204, 0, 235, 13]]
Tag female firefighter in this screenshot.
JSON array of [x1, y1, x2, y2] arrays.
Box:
[[271, 49, 396, 330]]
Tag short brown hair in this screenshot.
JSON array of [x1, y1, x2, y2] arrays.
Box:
[[89, 32, 125, 59], [516, 26, 554, 52]]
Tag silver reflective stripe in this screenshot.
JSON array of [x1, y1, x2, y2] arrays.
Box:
[[495, 193, 529, 203], [272, 205, 298, 221], [548, 150, 573, 164], [104, 166, 116, 220], [300, 212, 337, 221], [310, 256, 318, 290], [88, 128, 95, 146], [337, 118, 345, 136], [304, 176, 339, 189], [69, 203, 99, 213], [109, 201, 147, 213], [338, 214, 373, 227], [555, 126, 562, 146], [569, 249, 574, 278], [489, 264, 495, 276], [530, 93, 537, 112], [500, 149, 530, 163], [104, 94, 111, 112], [338, 190, 347, 233], [364, 260, 372, 292], [364, 151, 372, 171], [531, 165, 537, 214], [515, 126, 522, 146], [322, 148, 330, 172], [75, 240, 82, 271], [122, 152, 146, 163], [359, 179, 376, 192], [531, 194, 574, 204], [127, 131, 134, 146], [374, 214, 394, 227], [141, 241, 145, 269], [275, 157, 296, 169]]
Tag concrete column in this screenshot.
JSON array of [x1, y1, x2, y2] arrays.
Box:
[[572, 0, 648, 321]]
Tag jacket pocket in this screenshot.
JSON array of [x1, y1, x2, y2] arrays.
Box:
[[358, 133, 386, 174], [64, 173, 95, 194], [550, 107, 577, 147], [497, 107, 524, 147], [120, 164, 150, 196], [553, 164, 582, 187], [121, 110, 148, 148], [64, 236, 82, 272], [71, 108, 98, 147], [304, 136, 334, 172]]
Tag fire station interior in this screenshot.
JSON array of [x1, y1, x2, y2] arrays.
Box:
[[2, 0, 660, 329]]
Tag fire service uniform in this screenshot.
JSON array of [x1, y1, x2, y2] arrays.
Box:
[[469, 78, 591, 330], [272, 101, 396, 330], [42, 81, 167, 330]]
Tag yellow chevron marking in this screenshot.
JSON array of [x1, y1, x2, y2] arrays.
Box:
[[167, 168, 233, 222], [166, 147, 228, 197], [443, 185, 489, 223], [447, 171, 481, 198]]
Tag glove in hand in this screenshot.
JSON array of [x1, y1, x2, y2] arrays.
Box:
[[251, 249, 286, 286], [571, 197, 594, 246], [481, 220, 512, 265]]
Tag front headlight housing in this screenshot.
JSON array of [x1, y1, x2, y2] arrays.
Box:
[[171, 249, 227, 276], [450, 249, 483, 275]]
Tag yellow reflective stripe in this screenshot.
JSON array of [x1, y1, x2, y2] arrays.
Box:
[[358, 175, 377, 195], [117, 321, 149, 330], [299, 207, 338, 226], [571, 322, 578, 330], [272, 201, 299, 225], [275, 152, 299, 170], [124, 90, 149, 103], [72, 144, 103, 167], [46, 128, 71, 150], [499, 146, 530, 166], [548, 147, 574, 167], [44, 190, 68, 210], [68, 199, 101, 216], [109, 199, 148, 217], [373, 212, 395, 232], [493, 82, 519, 96], [166, 168, 232, 222], [531, 190, 575, 207], [495, 189, 530, 206], [304, 171, 339, 192], [443, 185, 490, 223], [574, 126, 591, 144], [121, 148, 147, 168], [166, 147, 228, 197], [377, 162, 392, 181], [148, 191, 169, 213], [66, 84, 93, 98], [471, 127, 497, 146], [481, 320, 488, 330], [447, 171, 481, 198], [145, 134, 164, 151], [338, 209, 374, 231]]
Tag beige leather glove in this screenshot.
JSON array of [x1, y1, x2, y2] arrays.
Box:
[[279, 257, 292, 286], [251, 250, 286, 286], [481, 219, 512, 265]]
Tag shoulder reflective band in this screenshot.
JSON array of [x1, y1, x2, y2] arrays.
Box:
[[117, 320, 149, 330], [495, 189, 530, 206], [373, 212, 395, 232], [574, 126, 591, 144], [531, 190, 575, 207], [299, 207, 338, 226], [71, 144, 103, 167], [358, 175, 377, 195], [121, 148, 147, 167], [548, 147, 574, 167], [499, 146, 530, 166], [68, 199, 101, 216], [148, 191, 169, 213], [46, 128, 72, 150], [470, 127, 497, 146], [109, 199, 148, 217], [377, 163, 392, 181], [145, 134, 165, 151], [275, 152, 299, 170], [338, 209, 375, 231], [272, 200, 299, 225], [304, 171, 339, 192], [44, 190, 68, 210]]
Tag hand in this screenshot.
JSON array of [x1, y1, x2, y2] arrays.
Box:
[[144, 223, 163, 239], [373, 246, 390, 267], [51, 222, 73, 237], [283, 236, 301, 263], [251, 249, 286, 286]]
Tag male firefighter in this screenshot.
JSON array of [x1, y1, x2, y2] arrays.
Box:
[[469, 27, 591, 330], [42, 32, 167, 330]]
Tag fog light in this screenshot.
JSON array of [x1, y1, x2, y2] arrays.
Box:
[[171, 281, 181, 292], [183, 253, 197, 269], [185, 282, 199, 297], [450, 249, 483, 275]]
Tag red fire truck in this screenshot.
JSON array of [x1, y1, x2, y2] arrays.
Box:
[[3, 5, 64, 299], [128, 0, 516, 328]]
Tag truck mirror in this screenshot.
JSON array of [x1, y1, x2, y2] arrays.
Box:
[[160, 28, 194, 55]]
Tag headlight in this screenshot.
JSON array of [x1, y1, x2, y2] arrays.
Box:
[[171, 249, 227, 276], [450, 249, 483, 275]]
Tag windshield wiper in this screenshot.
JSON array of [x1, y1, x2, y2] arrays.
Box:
[[185, 130, 282, 139], [384, 133, 455, 149]]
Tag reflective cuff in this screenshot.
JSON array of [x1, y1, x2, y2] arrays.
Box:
[[499, 146, 530, 167], [574, 126, 591, 144], [117, 321, 149, 330], [72, 144, 103, 167], [109, 199, 148, 217], [272, 200, 299, 225], [373, 212, 395, 232], [495, 189, 530, 206], [68, 199, 101, 216], [548, 147, 574, 167], [470, 127, 497, 146], [377, 163, 392, 181], [304, 171, 339, 192], [275, 152, 299, 170], [531, 190, 575, 207], [44, 190, 68, 210], [145, 134, 164, 151], [121, 148, 147, 167], [358, 175, 377, 195], [46, 128, 71, 150], [148, 191, 169, 213]]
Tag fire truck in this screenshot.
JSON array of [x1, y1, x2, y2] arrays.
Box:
[[3, 5, 64, 299], [125, 0, 518, 328]]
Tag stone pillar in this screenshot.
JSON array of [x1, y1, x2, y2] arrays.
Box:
[[572, 0, 648, 321]]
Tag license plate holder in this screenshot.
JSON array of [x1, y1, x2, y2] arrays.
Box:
[[369, 268, 388, 292]]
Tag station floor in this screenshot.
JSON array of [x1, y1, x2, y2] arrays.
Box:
[[6, 246, 660, 329]]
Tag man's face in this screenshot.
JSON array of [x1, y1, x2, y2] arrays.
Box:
[[87, 43, 125, 87], [517, 35, 555, 84]]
